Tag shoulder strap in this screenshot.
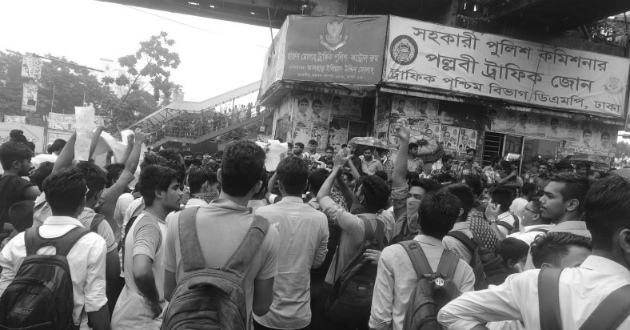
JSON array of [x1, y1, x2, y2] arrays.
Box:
[[399, 240, 433, 278], [578, 285, 630, 330], [361, 216, 375, 241], [359, 214, 386, 248], [447, 231, 477, 255], [435, 249, 460, 279], [538, 267, 563, 330], [124, 215, 139, 240], [222, 214, 270, 278], [90, 214, 106, 232], [25, 227, 90, 257], [179, 207, 206, 272]]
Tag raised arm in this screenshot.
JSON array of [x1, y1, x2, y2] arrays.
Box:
[[124, 130, 146, 175], [267, 171, 278, 196], [88, 126, 105, 161], [119, 134, 135, 165], [52, 132, 77, 174], [317, 153, 351, 201], [347, 157, 361, 182], [393, 119, 410, 188]]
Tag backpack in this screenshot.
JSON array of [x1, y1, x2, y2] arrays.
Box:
[[0, 227, 90, 330], [539, 267, 630, 330], [323, 214, 386, 324], [90, 213, 106, 232], [446, 231, 510, 288], [161, 206, 270, 330], [399, 241, 461, 330]]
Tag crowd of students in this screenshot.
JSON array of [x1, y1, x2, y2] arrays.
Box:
[[0, 118, 630, 330]]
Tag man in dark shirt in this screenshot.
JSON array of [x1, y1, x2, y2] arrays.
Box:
[[0, 142, 40, 233]]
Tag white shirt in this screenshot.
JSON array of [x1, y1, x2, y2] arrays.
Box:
[[509, 198, 528, 220], [185, 198, 208, 207], [0, 216, 108, 330], [508, 224, 553, 246], [497, 211, 517, 234], [438, 256, 630, 330]]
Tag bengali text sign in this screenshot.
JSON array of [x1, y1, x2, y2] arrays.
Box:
[[384, 16, 630, 117]]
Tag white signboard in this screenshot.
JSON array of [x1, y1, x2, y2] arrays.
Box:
[[48, 113, 77, 131], [385, 16, 630, 117], [47, 129, 73, 144], [4, 115, 26, 124], [74, 106, 96, 161], [0, 122, 45, 152], [22, 83, 38, 112], [21, 56, 42, 80]]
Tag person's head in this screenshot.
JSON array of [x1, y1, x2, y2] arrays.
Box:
[[441, 154, 454, 169], [442, 184, 474, 221], [491, 155, 503, 167], [538, 162, 549, 176], [332, 96, 342, 108], [308, 139, 318, 153], [419, 101, 428, 110], [341, 171, 354, 187], [490, 187, 513, 213], [398, 99, 405, 107], [312, 99, 323, 114], [298, 98, 309, 112], [276, 157, 308, 197], [9, 130, 27, 144], [601, 131, 611, 147], [43, 167, 87, 218], [495, 238, 529, 274], [140, 153, 168, 170], [443, 131, 450, 139], [158, 148, 184, 164], [0, 141, 33, 175], [75, 161, 107, 209], [465, 148, 476, 162], [550, 118, 559, 130], [139, 165, 183, 212], [555, 161, 574, 173], [521, 182, 536, 198], [324, 146, 334, 159], [356, 175, 390, 213], [8, 200, 35, 232], [293, 142, 305, 155], [499, 160, 512, 172], [30, 161, 54, 191], [419, 190, 461, 239], [436, 173, 456, 185], [522, 199, 548, 226], [409, 143, 419, 156], [287, 142, 293, 152], [461, 174, 483, 197], [425, 129, 433, 138], [188, 167, 209, 195], [530, 232, 592, 268], [363, 148, 375, 161], [583, 129, 592, 144], [540, 173, 589, 222], [308, 169, 329, 195], [220, 140, 266, 198], [104, 163, 125, 188], [374, 170, 388, 183], [576, 162, 591, 178]]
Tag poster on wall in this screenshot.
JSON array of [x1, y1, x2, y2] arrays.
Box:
[[439, 125, 460, 150], [330, 95, 363, 121], [22, 83, 38, 112], [329, 118, 349, 150], [457, 128, 478, 152], [0, 122, 45, 152], [293, 122, 312, 146], [291, 92, 331, 127], [312, 123, 329, 150]]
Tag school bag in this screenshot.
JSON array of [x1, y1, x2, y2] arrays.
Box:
[[0, 227, 90, 330], [399, 241, 461, 330], [539, 267, 630, 330], [161, 206, 270, 330], [323, 213, 386, 324]]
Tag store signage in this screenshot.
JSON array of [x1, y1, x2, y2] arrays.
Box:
[[384, 16, 630, 117]]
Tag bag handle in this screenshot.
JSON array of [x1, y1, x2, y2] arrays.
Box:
[[538, 267, 563, 330], [179, 206, 206, 272], [435, 249, 459, 279], [222, 214, 270, 278], [578, 284, 630, 330], [400, 240, 433, 277], [447, 231, 477, 256]]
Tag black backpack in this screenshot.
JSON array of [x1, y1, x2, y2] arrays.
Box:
[[446, 231, 510, 288], [0, 226, 90, 330], [161, 206, 270, 330], [323, 214, 386, 324]]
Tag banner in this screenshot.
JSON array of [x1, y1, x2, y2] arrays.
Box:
[[22, 83, 38, 112], [48, 113, 76, 130], [74, 106, 96, 161], [0, 122, 45, 152], [259, 20, 288, 98], [4, 115, 26, 124], [21, 56, 42, 80], [384, 16, 630, 117], [283, 15, 387, 85]]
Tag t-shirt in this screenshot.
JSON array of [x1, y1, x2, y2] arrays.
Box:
[[96, 170, 135, 237], [0, 175, 35, 228], [162, 199, 279, 328]]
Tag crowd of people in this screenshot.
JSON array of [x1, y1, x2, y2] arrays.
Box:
[[0, 118, 630, 330]]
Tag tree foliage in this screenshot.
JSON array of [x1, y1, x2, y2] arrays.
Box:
[[616, 140, 630, 158]]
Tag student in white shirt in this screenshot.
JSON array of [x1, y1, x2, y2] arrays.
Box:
[[438, 170, 630, 330], [442, 184, 477, 264], [485, 187, 518, 239], [509, 199, 553, 246], [0, 167, 111, 330], [509, 182, 535, 220]]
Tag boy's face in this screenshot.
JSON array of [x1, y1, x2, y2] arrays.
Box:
[[308, 143, 317, 152], [325, 149, 334, 159], [583, 132, 592, 144], [298, 101, 308, 112], [18, 158, 33, 176], [313, 103, 322, 114]]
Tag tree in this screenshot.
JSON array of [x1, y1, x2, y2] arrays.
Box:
[[615, 140, 630, 158]]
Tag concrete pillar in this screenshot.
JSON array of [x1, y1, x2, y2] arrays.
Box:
[[311, 0, 347, 15]]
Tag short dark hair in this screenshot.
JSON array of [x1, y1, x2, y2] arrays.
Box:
[[9, 130, 27, 144], [549, 173, 590, 214], [490, 187, 513, 213], [309, 169, 330, 195], [462, 174, 483, 196], [325, 146, 334, 153], [43, 167, 87, 215], [276, 157, 308, 196], [583, 129, 592, 135], [207, 171, 219, 186], [360, 175, 390, 213], [374, 170, 388, 183], [436, 173, 456, 184], [308, 139, 318, 146], [409, 178, 442, 193], [9, 200, 34, 232], [584, 172, 630, 249], [409, 142, 419, 150], [188, 167, 209, 195], [442, 184, 474, 219], [441, 154, 453, 163], [466, 148, 476, 155], [295, 142, 305, 150], [30, 161, 54, 191], [341, 144, 347, 148], [76, 161, 107, 202], [522, 182, 536, 196], [48, 139, 67, 154], [0, 141, 33, 170], [221, 140, 266, 197], [104, 163, 125, 188], [494, 237, 529, 270], [554, 161, 574, 172], [500, 160, 512, 172], [158, 148, 182, 163], [141, 153, 168, 170], [251, 170, 269, 200], [407, 171, 420, 182], [288, 142, 294, 149], [139, 165, 179, 207], [530, 232, 592, 268], [419, 190, 461, 239]]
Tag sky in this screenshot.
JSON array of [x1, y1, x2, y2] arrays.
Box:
[[0, 0, 276, 102]]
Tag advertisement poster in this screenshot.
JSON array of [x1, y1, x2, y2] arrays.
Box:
[[329, 118, 349, 150], [330, 95, 363, 121], [457, 128, 478, 152], [384, 16, 630, 117], [292, 123, 312, 146], [48, 113, 77, 131], [291, 92, 331, 128], [284, 15, 388, 85], [439, 125, 460, 150], [21, 56, 42, 80], [312, 124, 329, 150], [22, 83, 38, 112]]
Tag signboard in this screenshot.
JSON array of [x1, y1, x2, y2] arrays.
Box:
[[22, 83, 38, 112], [0, 122, 45, 153], [259, 20, 287, 98], [21, 56, 42, 80], [74, 106, 96, 161], [47, 129, 73, 144], [4, 115, 26, 124], [48, 113, 77, 130], [384, 16, 630, 117], [283, 15, 387, 85]]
